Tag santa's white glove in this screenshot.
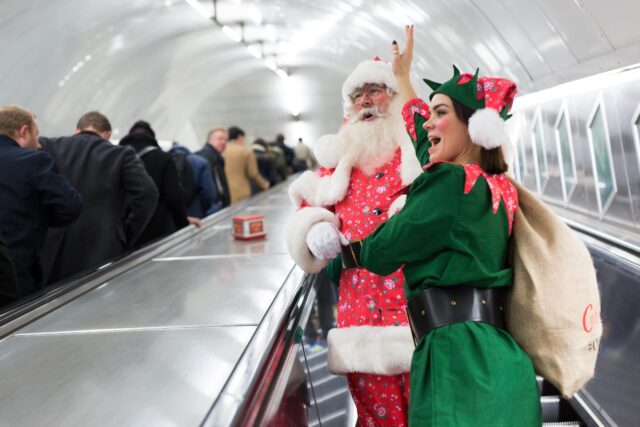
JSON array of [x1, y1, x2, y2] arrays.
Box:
[[306, 222, 349, 260]]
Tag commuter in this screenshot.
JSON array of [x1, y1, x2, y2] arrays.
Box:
[[39, 112, 158, 284], [169, 144, 222, 218], [268, 141, 289, 182], [329, 27, 541, 425], [250, 138, 278, 189], [0, 106, 82, 303], [119, 120, 195, 247], [285, 54, 425, 425], [223, 126, 269, 204], [292, 137, 317, 171], [272, 133, 294, 172], [196, 128, 231, 208], [0, 230, 18, 307]]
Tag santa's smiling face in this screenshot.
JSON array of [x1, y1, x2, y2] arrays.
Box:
[[349, 83, 392, 123]]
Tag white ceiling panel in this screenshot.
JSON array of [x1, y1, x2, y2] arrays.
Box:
[[1, 0, 640, 147], [581, 0, 640, 49]]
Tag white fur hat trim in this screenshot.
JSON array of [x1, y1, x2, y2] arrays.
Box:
[[341, 59, 398, 106], [468, 108, 510, 150]]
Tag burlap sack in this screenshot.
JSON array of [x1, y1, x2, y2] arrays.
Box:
[[506, 180, 602, 398]]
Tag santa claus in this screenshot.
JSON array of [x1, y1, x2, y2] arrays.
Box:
[[285, 58, 423, 426]]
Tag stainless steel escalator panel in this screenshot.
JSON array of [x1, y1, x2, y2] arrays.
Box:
[[156, 223, 290, 258], [0, 326, 255, 427], [19, 256, 292, 334]]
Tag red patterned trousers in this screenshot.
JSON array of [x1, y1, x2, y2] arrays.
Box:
[[347, 372, 410, 427]]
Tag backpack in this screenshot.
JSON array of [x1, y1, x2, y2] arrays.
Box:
[[171, 153, 196, 207]]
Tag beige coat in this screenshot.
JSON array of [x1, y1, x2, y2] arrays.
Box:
[[223, 142, 269, 204]]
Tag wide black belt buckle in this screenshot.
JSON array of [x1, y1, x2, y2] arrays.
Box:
[[340, 241, 362, 269]]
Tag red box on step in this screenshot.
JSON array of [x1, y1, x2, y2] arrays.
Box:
[[232, 215, 267, 240]]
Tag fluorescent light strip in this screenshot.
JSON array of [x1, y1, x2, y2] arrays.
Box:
[[182, 0, 289, 80], [515, 62, 640, 110], [247, 45, 262, 59], [222, 25, 242, 42], [183, 0, 212, 18]]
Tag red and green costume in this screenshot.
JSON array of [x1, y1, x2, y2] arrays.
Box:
[[348, 69, 542, 425]]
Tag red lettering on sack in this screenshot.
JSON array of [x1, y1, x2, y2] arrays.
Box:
[[582, 304, 599, 333]]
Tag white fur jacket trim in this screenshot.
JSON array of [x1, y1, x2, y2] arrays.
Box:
[[327, 325, 414, 375], [289, 134, 422, 209], [284, 206, 340, 273]]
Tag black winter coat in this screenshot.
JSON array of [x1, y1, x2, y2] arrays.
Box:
[[0, 230, 18, 308], [0, 135, 82, 299], [40, 131, 158, 284], [119, 133, 189, 246]]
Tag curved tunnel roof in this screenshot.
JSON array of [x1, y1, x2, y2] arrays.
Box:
[[2, 0, 640, 148]]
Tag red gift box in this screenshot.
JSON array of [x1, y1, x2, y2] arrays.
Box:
[[232, 215, 267, 240]]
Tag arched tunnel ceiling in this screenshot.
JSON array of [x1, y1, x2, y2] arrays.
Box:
[[2, 0, 640, 148]]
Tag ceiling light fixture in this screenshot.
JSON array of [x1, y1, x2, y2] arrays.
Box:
[[182, 0, 288, 79]]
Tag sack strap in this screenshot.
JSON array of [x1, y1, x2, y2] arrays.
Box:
[[138, 146, 159, 158], [407, 286, 506, 344]]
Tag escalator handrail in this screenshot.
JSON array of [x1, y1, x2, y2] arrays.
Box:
[[200, 267, 314, 427]]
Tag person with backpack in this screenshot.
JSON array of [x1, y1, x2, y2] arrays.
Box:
[[119, 121, 199, 247], [169, 144, 222, 218]]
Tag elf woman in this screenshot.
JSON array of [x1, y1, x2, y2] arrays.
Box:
[[339, 26, 542, 425]]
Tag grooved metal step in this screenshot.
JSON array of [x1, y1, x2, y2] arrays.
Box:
[[542, 422, 582, 426]]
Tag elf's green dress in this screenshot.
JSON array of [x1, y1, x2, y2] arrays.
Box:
[[356, 100, 541, 426]]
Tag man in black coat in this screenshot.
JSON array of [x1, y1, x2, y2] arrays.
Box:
[[119, 120, 193, 247], [196, 127, 231, 208], [39, 112, 158, 284], [0, 106, 82, 303], [0, 230, 18, 308]]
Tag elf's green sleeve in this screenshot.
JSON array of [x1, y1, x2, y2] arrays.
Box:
[[325, 255, 342, 286], [360, 163, 462, 276]]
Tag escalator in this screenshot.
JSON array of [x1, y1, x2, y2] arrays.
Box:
[[0, 181, 636, 426]]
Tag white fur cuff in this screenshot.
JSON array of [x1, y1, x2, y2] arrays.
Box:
[[327, 325, 414, 375], [285, 207, 339, 273]]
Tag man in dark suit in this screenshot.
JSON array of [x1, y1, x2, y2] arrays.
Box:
[[0, 105, 82, 303], [40, 112, 158, 284], [196, 127, 230, 208], [0, 230, 18, 308]]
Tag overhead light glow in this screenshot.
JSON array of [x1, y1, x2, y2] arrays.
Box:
[[222, 25, 242, 42], [247, 45, 262, 59], [283, 75, 303, 117], [183, 0, 213, 18], [264, 59, 277, 71]]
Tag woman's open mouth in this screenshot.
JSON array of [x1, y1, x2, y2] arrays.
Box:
[[428, 136, 441, 146]]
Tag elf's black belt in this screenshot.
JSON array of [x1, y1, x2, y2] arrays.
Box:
[[406, 286, 506, 344], [341, 241, 363, 269]]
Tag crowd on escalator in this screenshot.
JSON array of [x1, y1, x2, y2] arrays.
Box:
[[0, 106, 316, 308]]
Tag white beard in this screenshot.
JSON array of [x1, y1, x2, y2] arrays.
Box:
[[340, 96, 407, 175]]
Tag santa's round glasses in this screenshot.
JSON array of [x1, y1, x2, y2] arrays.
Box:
[[350, 84, 386, 103]]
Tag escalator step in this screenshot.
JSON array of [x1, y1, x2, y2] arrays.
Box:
[[542, 422, 582, 426], [541, 395, 561, 422]]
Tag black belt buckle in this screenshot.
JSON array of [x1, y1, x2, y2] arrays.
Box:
[[340, 241, 362, 269], [406, 307, 419, 347]]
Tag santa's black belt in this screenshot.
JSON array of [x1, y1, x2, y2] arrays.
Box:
[[406, 286, 506, 344], [340, 241, 363, 269]]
